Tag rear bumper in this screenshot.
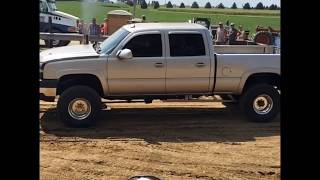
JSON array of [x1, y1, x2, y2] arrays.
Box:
[[40, 79, 58, 101]]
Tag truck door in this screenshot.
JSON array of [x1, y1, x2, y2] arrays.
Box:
[[107, 31, 166, 95], [165, 31, 211, 94]]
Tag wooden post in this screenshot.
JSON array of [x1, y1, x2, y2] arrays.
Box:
[[48, 16, 53, 48], [84, 34, 89, 44]]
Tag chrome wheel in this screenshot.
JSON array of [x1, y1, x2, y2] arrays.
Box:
[[52, 39, 60, 46], [252, 94, 273, 115], [68, 98, 92, 120]]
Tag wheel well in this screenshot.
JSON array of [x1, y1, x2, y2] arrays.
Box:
[[57, 74, 104, 97], [242, 73, 280, 93]]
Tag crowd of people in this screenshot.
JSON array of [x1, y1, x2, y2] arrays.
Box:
[[77, 15, 147, 37], [215, 22, 247, 45], [77, 17, 247, 46], [77, 17, 109, 36]]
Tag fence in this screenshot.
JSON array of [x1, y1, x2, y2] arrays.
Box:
[[40, 32, 108, 44]]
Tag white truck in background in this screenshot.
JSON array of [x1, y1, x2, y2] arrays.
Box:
[[40, 0, 79, 47]]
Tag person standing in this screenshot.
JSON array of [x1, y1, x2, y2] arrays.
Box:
[[101, 18, 108, 35], [89, 18, 100, 36], [89, 18, 101, 43], [215, 22, 226, 45], [78, 19, 84, 34], [228, 23, 238, 45], [237, 25, 247, 40]]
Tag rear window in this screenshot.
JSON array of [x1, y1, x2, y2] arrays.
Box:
[[169, 34, 206, 57]]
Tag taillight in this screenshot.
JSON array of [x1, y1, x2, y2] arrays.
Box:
[[68, 26, 77, 32]]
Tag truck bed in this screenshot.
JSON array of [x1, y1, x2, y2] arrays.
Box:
[[213, 44, 276, 54]]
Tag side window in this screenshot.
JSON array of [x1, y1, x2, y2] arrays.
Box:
[[123, 34, 162, 57], [169, 33, 206, 57]]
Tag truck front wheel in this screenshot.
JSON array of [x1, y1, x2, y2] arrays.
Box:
[[44, 29, 71, 47], [240, 84, 280, 122], [57, 85, 101, 127]]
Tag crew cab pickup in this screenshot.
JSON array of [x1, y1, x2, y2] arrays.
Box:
[[40, 23, 280, 127]]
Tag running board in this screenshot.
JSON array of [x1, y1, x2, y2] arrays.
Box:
[[101, 95, 238, 103]]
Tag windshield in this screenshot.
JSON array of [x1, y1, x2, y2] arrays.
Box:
[[100, 28, 130, 55], [48, 1, 57, 11]]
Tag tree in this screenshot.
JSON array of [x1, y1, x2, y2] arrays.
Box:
[[140, 0, 148, 9], [126, 0, 134, 6], [205, 2, 212, 8], [217, 3, 225, 9], [179, 2, 185, 8], [166, 1, 173, 8], [269, 4, 277, 10], [153, 1, 159, 9], [243, 2, 251, 9], [231, 2, 237, 9], [265, 6, 268, 9], [255, 2, 264, 9], [191, 1, 199, 8]]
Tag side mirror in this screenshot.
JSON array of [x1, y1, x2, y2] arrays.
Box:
[[116, 49, 133, 60]]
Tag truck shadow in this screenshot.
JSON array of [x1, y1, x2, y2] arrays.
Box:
[[40, 105, 280, 144]]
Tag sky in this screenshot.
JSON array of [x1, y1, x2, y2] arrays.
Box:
[[135, 0, 280, 7]]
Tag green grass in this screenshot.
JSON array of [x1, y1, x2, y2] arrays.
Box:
[[56, 1, 280, 36], [157, 8, 280, 16]]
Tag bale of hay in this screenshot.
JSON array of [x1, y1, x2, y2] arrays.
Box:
[[107, 10, 133, 34]]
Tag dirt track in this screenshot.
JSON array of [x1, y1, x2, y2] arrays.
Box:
[[40, 101, 280, 180]]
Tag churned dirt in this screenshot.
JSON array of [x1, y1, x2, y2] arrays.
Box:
[[40, 100, 280, 180]]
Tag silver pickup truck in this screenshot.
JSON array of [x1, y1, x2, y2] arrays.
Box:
[[40, 23, 280, 127]]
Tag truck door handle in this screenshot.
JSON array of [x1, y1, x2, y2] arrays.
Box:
[[154, 62, 164, 67], [196, 62, 205, 67]]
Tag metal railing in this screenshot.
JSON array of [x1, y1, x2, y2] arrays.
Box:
[[40, 17, 108, 46], [40, 32, 108, 44]]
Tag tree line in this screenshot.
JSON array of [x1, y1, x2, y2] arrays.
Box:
[[125, 1, 280, 10]]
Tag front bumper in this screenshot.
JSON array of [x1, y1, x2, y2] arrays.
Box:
[[40, 79, 58, 101]]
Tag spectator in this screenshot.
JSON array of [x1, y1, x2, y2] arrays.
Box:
[[101, 18, 108, 35], [215, 22, 227, 45], [78, 19, 84, 34], [237, 25, 247, 40], [100, 24, 104, 34], [228, 23, 238, 45], [89, 18, 101, 43], [89, 18, 100, 35]]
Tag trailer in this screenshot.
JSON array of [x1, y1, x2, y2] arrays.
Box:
[[40, 0, 79, 47]]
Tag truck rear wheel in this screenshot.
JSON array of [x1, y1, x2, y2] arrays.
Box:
[[240, 84, 279, 122], [57, 85, 101, 127]]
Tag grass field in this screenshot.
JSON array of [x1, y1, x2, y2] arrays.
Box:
[[56, 1, 280, 36], [157, 7, 280, 16]]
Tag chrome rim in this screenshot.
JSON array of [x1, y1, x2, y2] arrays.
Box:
[[253, 94, 273, 115], [68, 98, 92, 120]]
